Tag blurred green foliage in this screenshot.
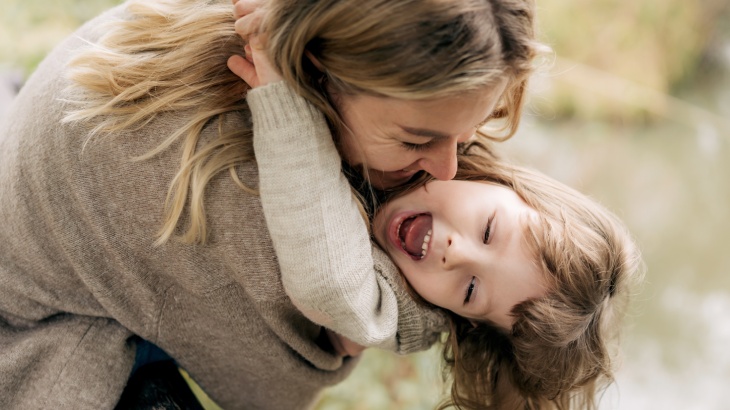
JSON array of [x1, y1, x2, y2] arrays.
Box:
[[0, 0, 123, 73], [182, 346, 447, 410], [317, 347, 445, 410], [533, 0, 730, 121]]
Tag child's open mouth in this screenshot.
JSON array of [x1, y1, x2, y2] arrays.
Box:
[[396, 213, 433, 260]]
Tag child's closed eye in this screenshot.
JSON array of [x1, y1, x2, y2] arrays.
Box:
[[463, 276, 476, 305], [483, 214, 494, 244]]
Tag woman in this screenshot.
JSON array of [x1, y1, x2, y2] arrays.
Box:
[[0, 0, 539, 408]]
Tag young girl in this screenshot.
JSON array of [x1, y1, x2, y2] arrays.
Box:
[[249, 80, 643, 409], [388, 147, 643, 410]]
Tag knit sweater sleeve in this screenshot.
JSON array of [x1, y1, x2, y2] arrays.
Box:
[[247, 82, 446, 354]]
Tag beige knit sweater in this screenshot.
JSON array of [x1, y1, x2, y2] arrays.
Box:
[[251, 83, 447, 352], [0, 5, 442, 409]]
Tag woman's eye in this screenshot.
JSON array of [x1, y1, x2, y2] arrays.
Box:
[[463, 276, 476, 305], [401, 139, 434, 152]]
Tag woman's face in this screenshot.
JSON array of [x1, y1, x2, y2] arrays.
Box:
[[372, 180, 546, 330], [334, 81, 507, 190]]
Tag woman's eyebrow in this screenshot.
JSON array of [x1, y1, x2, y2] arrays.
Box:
[[398, 125, 450, 139]]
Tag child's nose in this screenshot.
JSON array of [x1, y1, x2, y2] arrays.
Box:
[[441, 234, 470, 270]]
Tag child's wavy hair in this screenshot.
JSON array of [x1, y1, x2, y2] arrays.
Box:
[[391, 141, 643, 409]]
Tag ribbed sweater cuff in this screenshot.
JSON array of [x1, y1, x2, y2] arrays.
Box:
[[372, 249, 448, 354], [246, 81, 326, 140]]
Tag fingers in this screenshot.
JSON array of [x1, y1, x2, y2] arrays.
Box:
[[233, 0, 266, 42], [324, 329, 366, 357], [244, 43, 254, 64], [227, 55, 260, 88], [229, 0, 279, 89], [340, 336, 366, 357], [248, 36, 263, 51], [234, 13, 262, 40], [233, 0, 263, 19], [246, 35, 283, 85]]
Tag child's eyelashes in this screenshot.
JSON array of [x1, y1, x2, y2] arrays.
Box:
[[463, 215, 494, 306], [463, 276, 476, 305], [483, 214, 494, 244]]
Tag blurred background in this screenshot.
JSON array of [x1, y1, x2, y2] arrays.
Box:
[[2, 0, 729, 408]]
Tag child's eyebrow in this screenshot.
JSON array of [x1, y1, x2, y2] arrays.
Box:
[[398, 125, 450, 139]]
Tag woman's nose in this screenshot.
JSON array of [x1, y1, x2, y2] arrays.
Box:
[[417, 133, 473, 181], [417, 140, 459, 181]]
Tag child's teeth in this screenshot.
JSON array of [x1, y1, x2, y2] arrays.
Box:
[[420, 230, 432, 259]]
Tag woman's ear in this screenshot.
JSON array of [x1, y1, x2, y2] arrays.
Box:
[[305, 50, 325, 71]]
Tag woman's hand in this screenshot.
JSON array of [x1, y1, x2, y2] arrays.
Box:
[[227, 0, 283, 88], [325, 328, 366, 358]]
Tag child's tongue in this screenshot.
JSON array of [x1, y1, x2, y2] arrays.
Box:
[[399, 214, 433, 257]]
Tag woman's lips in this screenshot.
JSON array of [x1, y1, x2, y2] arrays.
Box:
[[389, 212, 433, 260]]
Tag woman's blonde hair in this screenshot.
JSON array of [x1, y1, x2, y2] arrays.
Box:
[[65, 0, 249, 245], [389, 142, 643, 409], [64, 0, 539, 244], [266, 0, 540, 141]]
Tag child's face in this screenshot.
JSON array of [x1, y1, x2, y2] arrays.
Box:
[[373, 180, 546, 330]]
